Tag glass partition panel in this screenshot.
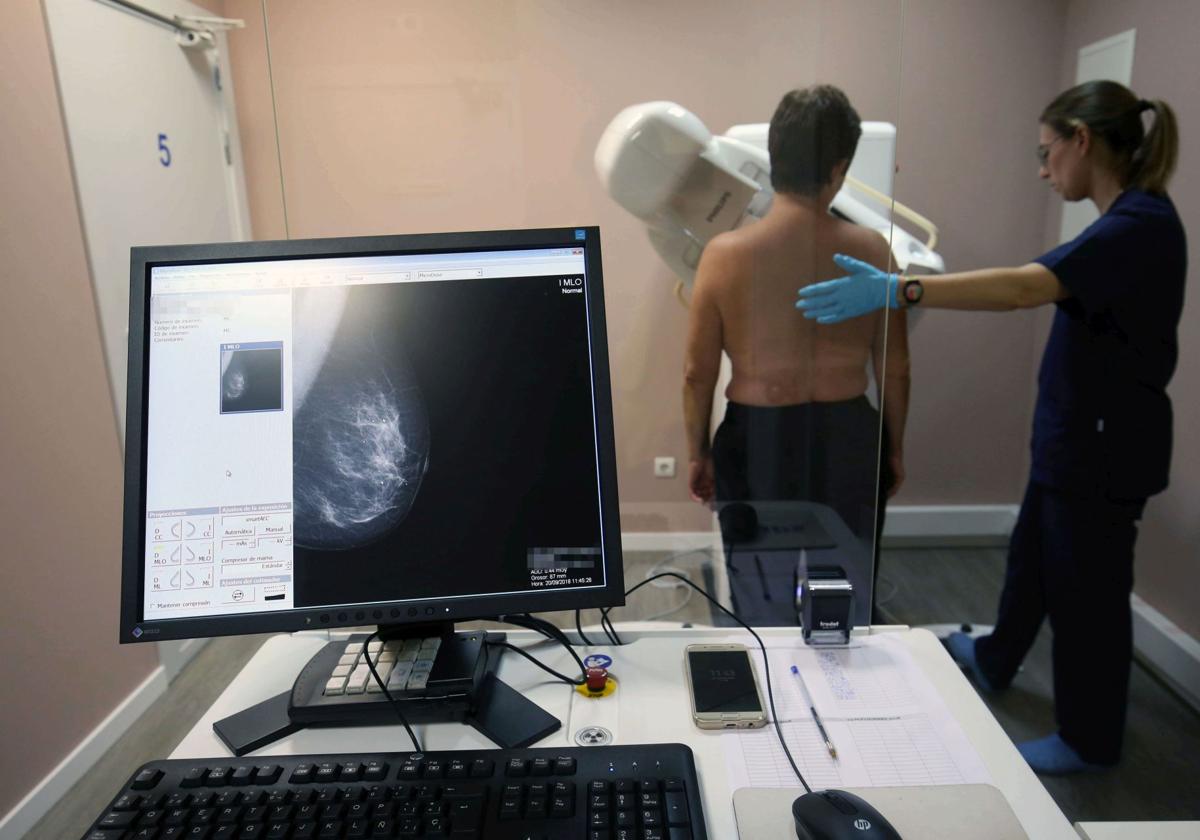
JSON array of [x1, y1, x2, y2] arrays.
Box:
[[882, 1, 1073, 628], [255, 0, 905, 632]]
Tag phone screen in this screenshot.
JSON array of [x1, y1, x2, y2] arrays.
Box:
[[687, 649, 763, 713]]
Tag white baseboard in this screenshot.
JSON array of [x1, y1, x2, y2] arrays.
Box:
[[1131, 593, 1200, 713], [0, 666, 168, 840], [621, 531, 718, 553], [881, 505, 1019, 546], [159, 636, 210, 682]]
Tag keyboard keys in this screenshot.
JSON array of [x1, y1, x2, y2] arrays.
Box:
[[113, 792, 142, 810], [449, 796, 484, 825], [254, 765, 282, 785], [98, 811, 137, 829], [243, 805, 268, 822], [193, 807, 217, 823], [166, 807, 190, 825], [87, 746, 702, 840], [665, 791, 690, 825], [133, 768, 165, 790], [441, 782, 486, 799], [181, 768, 208, 788]]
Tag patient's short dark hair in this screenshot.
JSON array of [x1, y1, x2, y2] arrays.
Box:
[[768, 85, 862, 196]]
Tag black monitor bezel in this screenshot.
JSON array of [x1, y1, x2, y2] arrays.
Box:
[[120, 226, 624, 644]]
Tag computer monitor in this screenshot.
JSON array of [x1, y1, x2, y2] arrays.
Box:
[[119, 227, 623, 646]]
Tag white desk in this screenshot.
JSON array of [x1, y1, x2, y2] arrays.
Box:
[[173, 625, 1077, 839]]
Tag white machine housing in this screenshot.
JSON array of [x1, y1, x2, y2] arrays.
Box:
[[594, 101, 944, 285]]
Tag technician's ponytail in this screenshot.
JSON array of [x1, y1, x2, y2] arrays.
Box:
[[1040, 81, 1179, 195], [1133, 99, 1179, 195]]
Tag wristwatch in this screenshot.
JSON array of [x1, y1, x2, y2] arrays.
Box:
[[902, 277, 924, 307]]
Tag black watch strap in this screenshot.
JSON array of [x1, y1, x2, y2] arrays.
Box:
[[903, 278, 924, 306]]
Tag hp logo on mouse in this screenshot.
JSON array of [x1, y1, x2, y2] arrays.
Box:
[[854, 818, 872, 831]]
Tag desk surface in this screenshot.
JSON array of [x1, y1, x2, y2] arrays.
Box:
[[172, 625, 1076, 839]]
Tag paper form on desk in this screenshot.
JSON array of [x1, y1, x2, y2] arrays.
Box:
[[721, 634, 991, 789]]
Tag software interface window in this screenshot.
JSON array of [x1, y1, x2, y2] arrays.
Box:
[[142, 246, 605, 623]]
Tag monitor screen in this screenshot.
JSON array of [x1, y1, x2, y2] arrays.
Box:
[[120, 228, 623, 642]]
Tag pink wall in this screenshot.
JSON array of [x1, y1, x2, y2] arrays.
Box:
[[0, 0, 159, 820], [1055, 0, 1200, 637], [224, 0, 1068, 531], [893, 0, 1070, 505]]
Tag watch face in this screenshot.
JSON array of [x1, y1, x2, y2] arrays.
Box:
[[904, 279, 923, 304]]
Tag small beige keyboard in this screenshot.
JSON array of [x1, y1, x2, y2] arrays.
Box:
[[321, 636, 442, 697]]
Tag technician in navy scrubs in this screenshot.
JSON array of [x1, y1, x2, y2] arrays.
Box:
[[795, 80, 1186, 775]]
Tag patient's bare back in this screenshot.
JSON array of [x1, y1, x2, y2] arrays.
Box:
[[701, 207, 889, 407]]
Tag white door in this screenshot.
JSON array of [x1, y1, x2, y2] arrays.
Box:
[[43, 0, 252, 435], [1059, 29, 1137, 243], [44, 0, 254, 679]]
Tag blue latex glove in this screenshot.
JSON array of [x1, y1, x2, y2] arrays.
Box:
[[795, 254, 900, 323]]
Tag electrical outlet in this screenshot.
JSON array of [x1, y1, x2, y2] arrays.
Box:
[[654, 456, 676, 478]]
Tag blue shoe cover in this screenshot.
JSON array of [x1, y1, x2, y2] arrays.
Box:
[[946, 632, 996, 692], [1017, 733, 1112, 775]]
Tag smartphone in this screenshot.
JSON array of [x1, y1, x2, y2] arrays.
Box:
[[684, 643, 768, 729]]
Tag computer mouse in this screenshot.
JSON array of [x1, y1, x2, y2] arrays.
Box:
[[718, 501, 759, 542], [792, 789, 902, 840]]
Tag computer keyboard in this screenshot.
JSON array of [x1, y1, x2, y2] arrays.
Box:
[[81, 743, 708, 839]]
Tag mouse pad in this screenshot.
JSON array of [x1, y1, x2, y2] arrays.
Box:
[[733, 785, 1029, 839]]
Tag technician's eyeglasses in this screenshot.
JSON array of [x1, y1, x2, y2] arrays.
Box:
[[1036, 135, 1067, 166]]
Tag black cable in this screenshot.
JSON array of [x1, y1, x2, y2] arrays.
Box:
[[485, 640, 585, 686], [599, 607, 623, 646], [360, 631, 422, 753], [606, 611, 623, 646], [597, 607, 617, 644], [497, 614, 587, 678], [575, 609, 595, 647], [620, 572, 811, 793], [519, 613, 584, 671]]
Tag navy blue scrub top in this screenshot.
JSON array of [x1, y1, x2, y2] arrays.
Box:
[[1032, 189, 1187, 500]]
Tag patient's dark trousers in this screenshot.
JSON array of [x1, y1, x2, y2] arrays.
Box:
[[975, 481, 1145, 764]]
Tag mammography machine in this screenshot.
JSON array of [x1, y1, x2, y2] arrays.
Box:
[[594, 101, 945, 296]]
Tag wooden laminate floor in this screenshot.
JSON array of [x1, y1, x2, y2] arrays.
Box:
[[23, 549, 1199, 838]]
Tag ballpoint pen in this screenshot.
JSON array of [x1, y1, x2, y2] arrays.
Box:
[[791, 664, 838, 760]]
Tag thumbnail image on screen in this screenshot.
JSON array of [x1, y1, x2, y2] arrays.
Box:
[[220, 342, 284, 414]]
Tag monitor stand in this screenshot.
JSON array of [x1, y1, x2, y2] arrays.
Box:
[[213, 622, 561, 756]]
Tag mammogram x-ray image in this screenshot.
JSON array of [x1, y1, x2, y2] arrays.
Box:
[[290, 287, 430, 550], [220, 346, 283, 413]]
